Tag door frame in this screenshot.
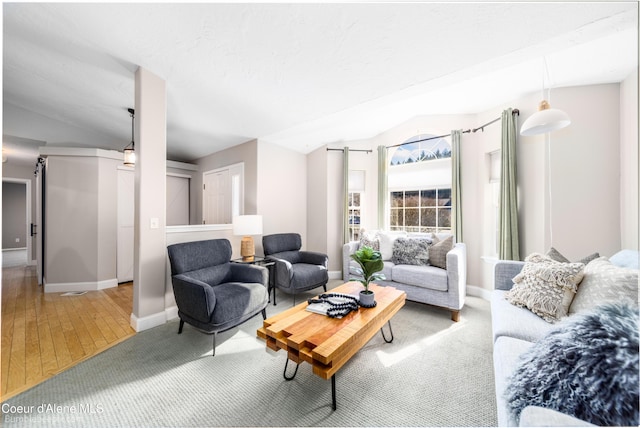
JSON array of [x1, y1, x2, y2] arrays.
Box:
[[2, 177, 33, 267]]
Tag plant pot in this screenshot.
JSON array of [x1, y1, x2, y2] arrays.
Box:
[[359, 290, 376, 307]]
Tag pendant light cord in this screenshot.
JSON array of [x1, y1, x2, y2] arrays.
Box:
[[547, 133, 553, 246]]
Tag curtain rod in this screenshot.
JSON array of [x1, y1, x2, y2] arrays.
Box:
[[326, 148, 373, 153], [472, 108, 519, 133], [387, 129, 471, 149]]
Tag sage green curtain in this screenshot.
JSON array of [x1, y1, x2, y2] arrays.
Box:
[[343, 147, 350, 244], [377, 145, 388, 230], [451, 129, 463, 242], [499, 108, 520, 260]]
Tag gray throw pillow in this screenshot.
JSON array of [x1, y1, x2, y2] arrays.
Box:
[[391, 237, 431, 266], [546, 247, 600, 265], [569, 257, 638, 315], [428, 235, 453, 269]]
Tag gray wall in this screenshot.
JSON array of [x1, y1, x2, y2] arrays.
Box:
[[2, 181, 26, 249]]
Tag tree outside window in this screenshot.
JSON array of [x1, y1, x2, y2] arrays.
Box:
[[390, 188, 451, 233]]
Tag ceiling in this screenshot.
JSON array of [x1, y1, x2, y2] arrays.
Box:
[[2, 1, 638, 166]]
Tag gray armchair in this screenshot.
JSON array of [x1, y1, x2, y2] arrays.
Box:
[[262, 233, 329, 305], [167, 239, 269, 356]]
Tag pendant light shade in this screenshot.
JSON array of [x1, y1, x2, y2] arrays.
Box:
[[123, 108, 136, 166], [520, 100, 571, 136]]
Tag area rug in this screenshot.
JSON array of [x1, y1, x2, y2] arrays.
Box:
[[1, 286, 497, 427]]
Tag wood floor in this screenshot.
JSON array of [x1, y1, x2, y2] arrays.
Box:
[[1, 266, 135, 401]]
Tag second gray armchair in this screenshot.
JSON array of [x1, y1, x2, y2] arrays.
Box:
[[262, 233, 329, 305]]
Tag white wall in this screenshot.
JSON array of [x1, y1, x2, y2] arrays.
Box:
[[256, 140, 307, 255], [195, 139, 258, 223], [620, 70, 639, 250]]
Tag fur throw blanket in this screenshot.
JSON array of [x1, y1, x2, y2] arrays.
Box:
[[505, 303, 639, 426]]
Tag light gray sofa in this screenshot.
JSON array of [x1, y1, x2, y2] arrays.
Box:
[[491, 250, 639, 426], [343, 234, 466, 321]]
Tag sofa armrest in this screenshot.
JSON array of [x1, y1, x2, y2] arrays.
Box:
[[343, 241, 361, 281], [446, 242, 467, 311], [229, 263, 268, 286], [171, 274, 217, 323], [519, 406, 595, 427], [494, 260, 525, 291]]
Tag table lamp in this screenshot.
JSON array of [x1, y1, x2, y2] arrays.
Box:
[[233, 215, 263, 261]]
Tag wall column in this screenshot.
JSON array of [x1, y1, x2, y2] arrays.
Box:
[[131, 67, 167, 331]]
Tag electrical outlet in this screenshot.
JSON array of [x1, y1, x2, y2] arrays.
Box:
[[15, 238, 20, 243]]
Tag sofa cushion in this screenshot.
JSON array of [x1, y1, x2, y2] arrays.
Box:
[[491, 290, 555, 343], [493, 336, 533, 427], [392, 264, 447, 291], [505, 303, 639, 427], [609, 249, 640, 269], [569, 257, 638, 315], [391, 237, 431, 265], [359, 229, 380, 251], [378, 231, 407, 260], [506, 253, 584, 323], [429, 235, 454, 269]]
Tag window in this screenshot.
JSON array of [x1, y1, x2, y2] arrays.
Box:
[[390, 188, 451, 233], [390, 135, 451, 165], [348, 192, 362, 241], [388, 134, 452, 233]]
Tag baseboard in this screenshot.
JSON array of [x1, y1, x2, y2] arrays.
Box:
[[44, 277, 118, 293], [328, 270, 342, 280], [130, 311, 167, 332], [467, 284, 492, 301], [165, 305, 179, 321]]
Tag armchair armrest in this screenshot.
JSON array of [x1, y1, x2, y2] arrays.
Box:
[[446, 242, 467, 311], [299, 251, 328, 267], [229, 263, 268, 286], [265, 256, 294, 289], [171, 274, 217, 323], [494, 260, 525, 291]]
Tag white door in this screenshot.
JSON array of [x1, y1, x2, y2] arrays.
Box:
[[166, 175, 190, 226], [203, 169, 230, 224], [117, 169, 134, 283]]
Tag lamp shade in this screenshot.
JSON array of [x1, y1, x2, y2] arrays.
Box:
[[520, 100, 571, 136], [123, 147, 135, 166], [232, 215, 263, 236]]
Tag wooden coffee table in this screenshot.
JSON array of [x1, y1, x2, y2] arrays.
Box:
[[257, 282, 406, 410]]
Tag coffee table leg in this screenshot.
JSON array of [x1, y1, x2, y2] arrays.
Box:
[[283, 358, 299, 381], [331, 374, 337, 410], [380, 320, 394, 343]]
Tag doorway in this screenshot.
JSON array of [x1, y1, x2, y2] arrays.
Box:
[[2, 178, 32, 268]]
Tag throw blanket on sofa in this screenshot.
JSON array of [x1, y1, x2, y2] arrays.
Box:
[[505, 303, 639, 426]]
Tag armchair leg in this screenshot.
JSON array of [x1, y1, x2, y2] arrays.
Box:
[[178, 319, 184, 334], [262, 308, 267, 320], [212, 332, 217, 357], [323, 284, 327, 292], [273, 288, 277, 306], [451, 310, 460, 322]]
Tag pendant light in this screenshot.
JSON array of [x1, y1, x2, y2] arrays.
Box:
[[520, 59, 570, 136], [123, 108, 136, 166]]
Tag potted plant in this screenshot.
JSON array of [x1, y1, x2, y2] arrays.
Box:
[[350, 245, 386, 307]]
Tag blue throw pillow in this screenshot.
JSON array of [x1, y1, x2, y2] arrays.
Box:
[[505, 303, 639, 426]]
